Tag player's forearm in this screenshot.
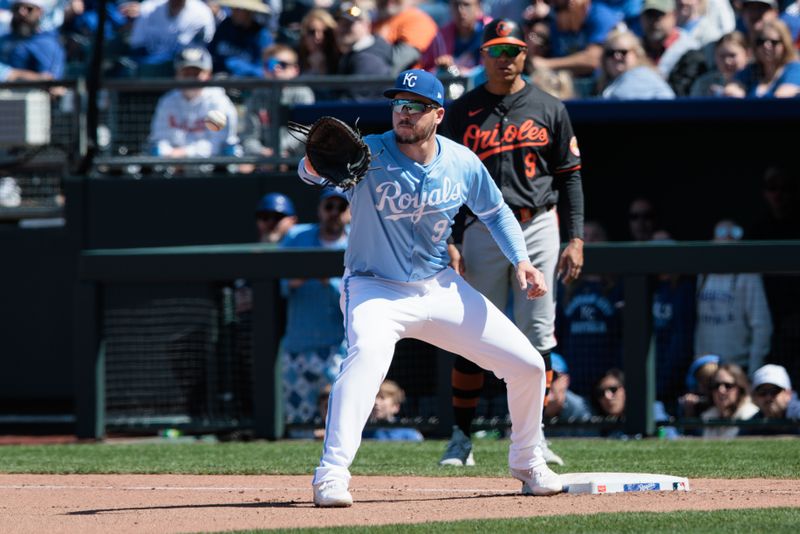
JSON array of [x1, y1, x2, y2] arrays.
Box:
[[563, 172, 584, 240], [481, 205, 528, 266]]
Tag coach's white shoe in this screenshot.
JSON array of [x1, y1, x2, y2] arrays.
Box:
[[439, 426, 475, 466], [510, 464, 563, 496], [313, 479, 353, 507]]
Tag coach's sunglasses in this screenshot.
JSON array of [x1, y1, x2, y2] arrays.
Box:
[[483, 44, 526, 59], [390, 99, 440, 115]]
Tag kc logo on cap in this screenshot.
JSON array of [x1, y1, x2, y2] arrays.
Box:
[[383, 69, 445, 107]]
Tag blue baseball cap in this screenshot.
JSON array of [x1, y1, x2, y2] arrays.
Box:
[[685, 354, 720, 391], [383, 69, 445, 107], [256, 192, 295, 216], [550, 352, 568, 375], [320, 188, 348, 203]]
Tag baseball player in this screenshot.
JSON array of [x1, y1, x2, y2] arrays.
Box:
[[439, 19, 585, 467], [298, 69, 563, 507]]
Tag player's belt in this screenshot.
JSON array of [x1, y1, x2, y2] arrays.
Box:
[[512, 205, 553, 224]]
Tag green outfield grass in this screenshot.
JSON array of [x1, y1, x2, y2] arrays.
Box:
[[238, 508, 800, 534], [0, 437, 798, 478]]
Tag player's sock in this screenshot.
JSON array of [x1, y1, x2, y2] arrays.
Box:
[[452, 356, 484, 437]]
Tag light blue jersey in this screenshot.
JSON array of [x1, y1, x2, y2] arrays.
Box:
[[299, 130, 528, 282]]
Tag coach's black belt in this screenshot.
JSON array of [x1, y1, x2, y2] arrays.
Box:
[[512, 205, 553, 224]]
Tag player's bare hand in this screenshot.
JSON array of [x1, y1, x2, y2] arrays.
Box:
[[516, 260, 547, 299], [447, 244, 465, 276], [557, 237, 584, 284]]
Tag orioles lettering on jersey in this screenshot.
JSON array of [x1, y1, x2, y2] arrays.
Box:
[[462, 119, 549, 160]]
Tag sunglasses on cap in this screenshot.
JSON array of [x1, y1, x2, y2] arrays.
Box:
[[483, 44, 526, 59], [390, 99, 439, 115]]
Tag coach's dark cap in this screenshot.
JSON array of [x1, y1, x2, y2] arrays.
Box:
[[383, 69, 445, 107], [482, 19, 526, 48]]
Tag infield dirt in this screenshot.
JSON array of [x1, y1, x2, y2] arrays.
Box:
[[1, 474, 798, 533]]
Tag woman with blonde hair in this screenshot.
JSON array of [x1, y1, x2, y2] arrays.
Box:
[[597, 29, 676, 99], [724, 18, 800, 98], [298, 8, 341, 76], [700, 363, 759, 438]]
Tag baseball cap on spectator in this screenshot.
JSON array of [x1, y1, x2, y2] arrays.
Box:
[[320, 189, 349, 203], [685, 354, 720, 391], [13, 0, 47, 9], [216, 0, 271, 14], [383, 69, 445, 107], [752, 364, 792, 391], [482, 19, 526, 48], [742, 0, 778, 7], [550, 352, 568, 375], [174, 47, 213, 72], [337, 1, 369, 21], [642, 0, 676, 13], [256, 192, 295, 217]]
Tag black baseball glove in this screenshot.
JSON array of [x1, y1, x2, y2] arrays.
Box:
[[288, 116, 371, 190]]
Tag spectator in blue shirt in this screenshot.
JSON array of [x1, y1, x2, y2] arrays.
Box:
[[208, 0, 274, 77], [280, 189, 351, 425], [0, 0, 65, 78], [725, 18, 800, 97]]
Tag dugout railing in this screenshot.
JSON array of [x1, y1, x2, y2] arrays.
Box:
[[74, 240, 800, 440]]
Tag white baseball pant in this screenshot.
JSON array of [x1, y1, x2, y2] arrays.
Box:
[[313, 268, 546, 486]]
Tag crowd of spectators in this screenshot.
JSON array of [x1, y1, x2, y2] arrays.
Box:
[[4, 0, 798, 99]]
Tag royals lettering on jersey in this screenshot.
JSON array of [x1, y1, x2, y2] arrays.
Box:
[[299, 130, 527, 282], [341, 131, 513, 281]]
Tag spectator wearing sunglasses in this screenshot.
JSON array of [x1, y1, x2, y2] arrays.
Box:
[[725, 18, 800, 97], [598, 28, 676, 98], [298, 8, 341, 76], [700, 363, 759, 438], [742, 364, 800, 435], [590, 368, 627, 437], [694, 219, 773, 375], [207, 0, 274, 77], [241, 44, 315, 167], [627, 196, 658, 241], [279, 189, 351, 428]]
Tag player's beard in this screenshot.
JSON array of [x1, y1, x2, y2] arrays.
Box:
[[395, 119, 436, 145]]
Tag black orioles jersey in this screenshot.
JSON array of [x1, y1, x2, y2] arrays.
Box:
[[441, 81, 584, 240]]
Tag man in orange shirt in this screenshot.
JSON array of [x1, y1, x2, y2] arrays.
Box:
[[372, 0, 439, 74]]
